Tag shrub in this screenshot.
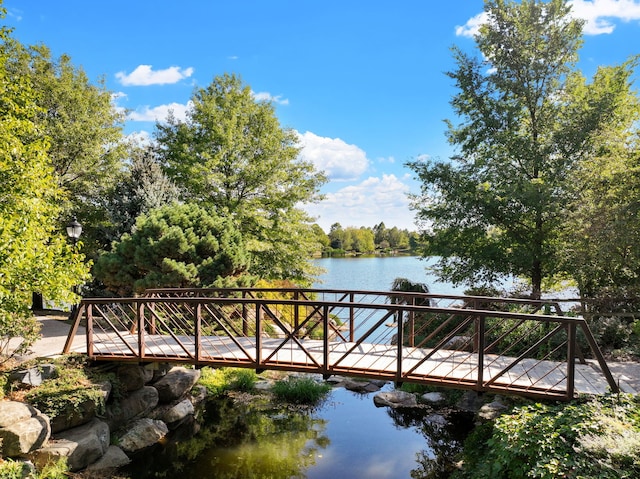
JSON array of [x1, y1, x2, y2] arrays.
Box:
[[453, 394, 640, 479], [198, 367, 257, 396], [271, 376, 331, 405]]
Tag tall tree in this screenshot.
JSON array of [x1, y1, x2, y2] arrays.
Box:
[[100, 144, 180, 245], [154, 73, 326, 284], [0, 15, 89, 356], [561, 60, 640, 300], [2, 41, 127, 257], [408, 0, 634, 298]]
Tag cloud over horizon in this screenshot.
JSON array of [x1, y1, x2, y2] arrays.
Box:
[[298, 131, 370, 181], [304, 173, 415, 231], [127, 102, 191, 122]]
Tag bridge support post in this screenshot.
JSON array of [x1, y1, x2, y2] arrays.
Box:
[[137, 302, 145, 360], [396, 308, 404, 384], [476, 315, 485, 390], [195, 303, 202, 362], [323, 305, 330, 376], [566, 322, 576, 400], [256, 303, 262, 365]]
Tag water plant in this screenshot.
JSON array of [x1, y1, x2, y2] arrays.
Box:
[[271, 375, 331, 405]]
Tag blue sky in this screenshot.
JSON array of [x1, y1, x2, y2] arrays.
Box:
[[4, 0, 640, 231]]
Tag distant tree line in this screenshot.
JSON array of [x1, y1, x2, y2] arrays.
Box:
[[311, 222, 420, 256]]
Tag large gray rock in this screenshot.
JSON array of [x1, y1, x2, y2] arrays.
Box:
[[117, 365, 154, 392], [118, 418, 168, 453], [85, 445, 131, 471], [9, 364, 57, 388], [0, 401, 51, 456], [421, 392, 447, 406], [373, 390, 418, 408], [153, 367, 200, 402], [343, 378, 384, 393], [163, 399, 195, 427], [30, 418, 109, 472], [50, 381, 112, 434], [106, 386, 159, 431]]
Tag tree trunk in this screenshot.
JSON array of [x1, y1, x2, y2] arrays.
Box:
[[31, 292, 44, 311]]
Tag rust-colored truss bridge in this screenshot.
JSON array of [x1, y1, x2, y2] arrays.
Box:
[[63, 288, 619, 401]]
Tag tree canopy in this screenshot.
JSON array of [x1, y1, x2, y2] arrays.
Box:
[[94, 203, 251, 296], [408, 0, 638, 299], [0, 15, 89, 353], [154, 73, 326, 284]]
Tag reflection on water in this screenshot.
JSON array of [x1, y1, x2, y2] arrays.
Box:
[[123, 385, 472, 479]]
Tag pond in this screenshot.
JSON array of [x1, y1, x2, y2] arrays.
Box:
[[124, 383, 473, 479]]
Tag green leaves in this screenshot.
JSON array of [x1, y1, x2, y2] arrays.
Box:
[[154, 73, 326, 284], [408, 0, 638, 298], [94, 203, 251, 296]]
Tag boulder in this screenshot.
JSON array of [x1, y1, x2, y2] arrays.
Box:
[[343, 379, 384, 393], [50, 381, 112, 434], [118, 418, 168, 453], [153, 367, 200, 403], [0, 401, 50, 456], [456, 390, 484, 412], [117, 365, 153, 392], [30, 418, 109, 472], [9, 364, 57, 388], [373, 391, 418, 408], [478, 397, 509, 421], [106, 386, 159, 431], [163, 399, 195, 427], [421, 392, 447, 406], [85, 445, 131, 471]]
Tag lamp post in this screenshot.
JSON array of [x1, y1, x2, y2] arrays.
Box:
[[66, 216, 82, 314], [66, 216, 82, 246]]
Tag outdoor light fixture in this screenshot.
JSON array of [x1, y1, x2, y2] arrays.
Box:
[[66, 216, 82, 244]]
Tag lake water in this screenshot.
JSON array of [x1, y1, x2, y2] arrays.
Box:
[[313, 256, 465, 295]]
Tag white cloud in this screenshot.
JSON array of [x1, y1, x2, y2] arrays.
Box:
[[252, 91, 290, 105], [455, 12, 488, 38], [125, 130, 153, 146], [456, 0, 640, 37], [8, 8, 23, 21], [127, 102, 191, 122], [304, 174, 415, 230], [569, 0, 640, 34], [297, 131, 369, 181], [116, 65, 194, 86]]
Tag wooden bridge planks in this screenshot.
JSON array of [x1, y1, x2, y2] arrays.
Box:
[[84, 330, 612, 397]]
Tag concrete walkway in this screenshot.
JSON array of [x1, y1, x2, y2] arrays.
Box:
[[13, 312, 86, 361]]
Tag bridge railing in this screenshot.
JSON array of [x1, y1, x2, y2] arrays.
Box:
[[64, 289, 618, 400]]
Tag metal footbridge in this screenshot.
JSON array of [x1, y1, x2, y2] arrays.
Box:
[[63, 288, 619, 401]]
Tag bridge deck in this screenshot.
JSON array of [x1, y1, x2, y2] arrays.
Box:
[[64, 289, 623, 400], [83, 330, 611, 396]]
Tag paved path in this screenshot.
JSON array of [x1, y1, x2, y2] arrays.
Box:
[[12, 313, 86, 361]]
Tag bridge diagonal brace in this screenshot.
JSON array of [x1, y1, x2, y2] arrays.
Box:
[[332, 309, 396, 369], [484, 324, 564, 389], [260, 305, 323, 369], [403, 315, 476, 378]]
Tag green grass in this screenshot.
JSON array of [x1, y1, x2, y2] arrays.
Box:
[[271, 376, 331, 405]]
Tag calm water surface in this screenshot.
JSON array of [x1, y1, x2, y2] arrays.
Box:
[[313, 256, 465, 295]]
